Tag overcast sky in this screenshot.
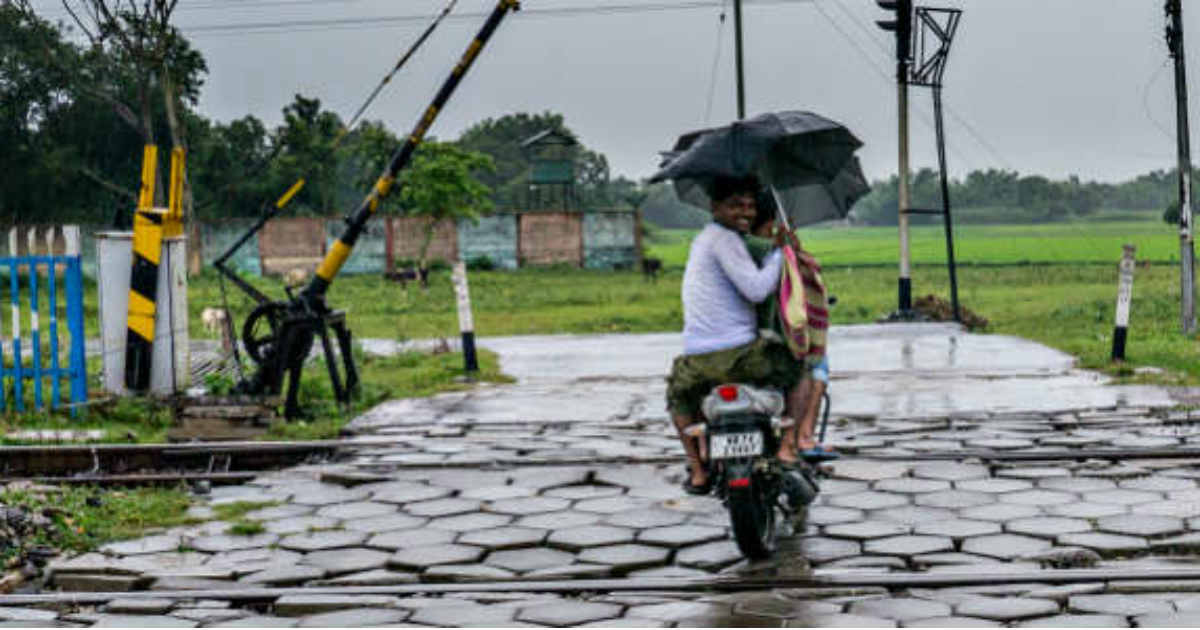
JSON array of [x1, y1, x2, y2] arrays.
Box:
[[38, 0, 1200, 184]]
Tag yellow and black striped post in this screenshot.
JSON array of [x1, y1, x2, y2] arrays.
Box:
[[125, 146, 186, 391], [300, 0, 520, 304], [165, 147, 185, 238]]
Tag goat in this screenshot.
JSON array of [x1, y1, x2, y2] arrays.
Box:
[[384, 266, 430, 289], [201, 307, 236, 352], [641, 257, 663, 282], [283, 268, 309, 289], [200, 307, 229, 336]]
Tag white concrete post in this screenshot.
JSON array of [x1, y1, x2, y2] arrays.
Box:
[[451, 260, 478, 373], [1112, 244, 1137, 361]]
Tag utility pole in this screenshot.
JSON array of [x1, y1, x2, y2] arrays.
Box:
[[877, 0, 914, 315], [1167, 0, 1196, 334], [734, 0, 746, 119]]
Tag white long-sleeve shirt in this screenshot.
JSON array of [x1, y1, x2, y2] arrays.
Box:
[[681, 222, 783, 355]]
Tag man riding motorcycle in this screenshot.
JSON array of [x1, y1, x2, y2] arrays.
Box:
[[666, 175, 810, 495]]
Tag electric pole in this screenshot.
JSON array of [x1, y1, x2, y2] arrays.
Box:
[[734, 0, 746, 119], [877, 0, 914, 315], [1167, 0, 1196, 334]]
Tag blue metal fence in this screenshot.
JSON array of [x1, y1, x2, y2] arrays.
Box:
[[1, 227, 87, 415]]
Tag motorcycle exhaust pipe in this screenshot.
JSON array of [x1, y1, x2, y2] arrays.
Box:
[[782, 467, 819, 507]]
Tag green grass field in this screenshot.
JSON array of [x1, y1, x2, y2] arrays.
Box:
[[179, 214, 1200, 387], [3, 212, 1176, 434], [647, 220, 1182, 268]]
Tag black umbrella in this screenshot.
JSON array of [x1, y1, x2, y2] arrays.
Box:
[[650, 111, 870, 228]]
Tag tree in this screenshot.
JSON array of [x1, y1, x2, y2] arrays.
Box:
[[609, 176, 647, 210], [458, 112, 564, 204], [340, 120, 404, 215], [398, 142, 495, 285], [576, 149, 612, 206], [0, 4, 75, 222], [1164, 200, 1184, 225], [639, 182, 708, 228], [11, 0, 206, 228], [457, 111, 621, 209], [186, 113, 277, 220], [270, 95, 344, 214]]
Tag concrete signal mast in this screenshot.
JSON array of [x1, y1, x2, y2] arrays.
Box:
[[876, 0, 914, 316]]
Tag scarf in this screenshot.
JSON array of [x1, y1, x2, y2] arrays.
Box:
[[778, 244, 828, 360]]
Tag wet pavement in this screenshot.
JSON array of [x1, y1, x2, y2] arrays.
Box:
[[12, 324, 1200, 627]]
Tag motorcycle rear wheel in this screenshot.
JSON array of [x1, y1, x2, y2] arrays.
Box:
[[728, 482, 777, 560]]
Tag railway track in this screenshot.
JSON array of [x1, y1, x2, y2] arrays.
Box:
[[6, 441, 1200, 483], [5, 567, 1200, 607], [0, 440, 341, 483], [349, 446, 1200, 472]]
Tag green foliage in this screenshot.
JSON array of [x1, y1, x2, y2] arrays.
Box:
[[0, 396, 173, 445], [399, 142, 495, 268], [195, 251, 1200, 386], [203, 369, 237, 396], [210, 501, 276, 522], [467, 256, 496, 271], [456, 111, 626, 209], [0, 6, 126, 223], [226, 520, 265, 536], [0, 485, 194, 562], [640, 182, 708, 229], [1164, 200, 1182, 225], [270, 95, 345, 214], [646, 221, 1184, 269], [850, 168, 1197, 227]]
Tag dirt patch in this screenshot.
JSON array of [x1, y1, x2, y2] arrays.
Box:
[[914, 294, 989, 331]]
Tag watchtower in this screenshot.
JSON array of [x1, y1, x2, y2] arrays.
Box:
[[521, 128, 578, 210]]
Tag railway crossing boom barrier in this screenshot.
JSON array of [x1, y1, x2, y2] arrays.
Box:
[[0, 225, 88, 416]]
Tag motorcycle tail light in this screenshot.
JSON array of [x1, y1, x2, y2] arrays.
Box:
[[728, 477, 751, 488], [717, 385, 738, 401]]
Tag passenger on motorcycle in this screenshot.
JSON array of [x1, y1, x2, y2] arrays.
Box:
[[666, 175, 806, 495], [745, 195, 834, 461]]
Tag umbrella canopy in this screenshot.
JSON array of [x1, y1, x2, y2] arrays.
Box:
[[650, 111, 870, 227]]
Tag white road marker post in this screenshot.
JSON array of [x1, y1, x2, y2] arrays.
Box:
[[451, 259, 479, 374], [1112, 244, 1137, 361]]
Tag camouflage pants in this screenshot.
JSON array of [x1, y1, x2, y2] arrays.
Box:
[[666, 337, 803, 417]]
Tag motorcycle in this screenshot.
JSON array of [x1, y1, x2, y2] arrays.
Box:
[[682, 382, 826, 560]]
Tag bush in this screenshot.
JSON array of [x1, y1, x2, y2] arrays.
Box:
[[467, 256, 495, 271], [1164, 201, 1181, 225], [396, 258, 450, 272]]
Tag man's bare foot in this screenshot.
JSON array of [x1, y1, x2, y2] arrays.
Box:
[[779, 436, 822, 463], [682, 463, 710, 494], [777, 441, 799, 464], [684, 458, 709, 489]]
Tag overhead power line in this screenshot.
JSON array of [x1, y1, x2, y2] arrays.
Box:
[[703, 0, 731, 124], [171, 0, 813, 36]]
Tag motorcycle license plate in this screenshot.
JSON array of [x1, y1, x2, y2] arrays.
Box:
[[710, 432, 763, 459]]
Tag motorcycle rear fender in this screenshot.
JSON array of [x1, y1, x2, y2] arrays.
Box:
[[723, 459, 756, 488]]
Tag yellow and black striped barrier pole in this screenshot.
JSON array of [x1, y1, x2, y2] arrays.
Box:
[[300, 0, 520, 304], [125, 146, 186, 390]]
